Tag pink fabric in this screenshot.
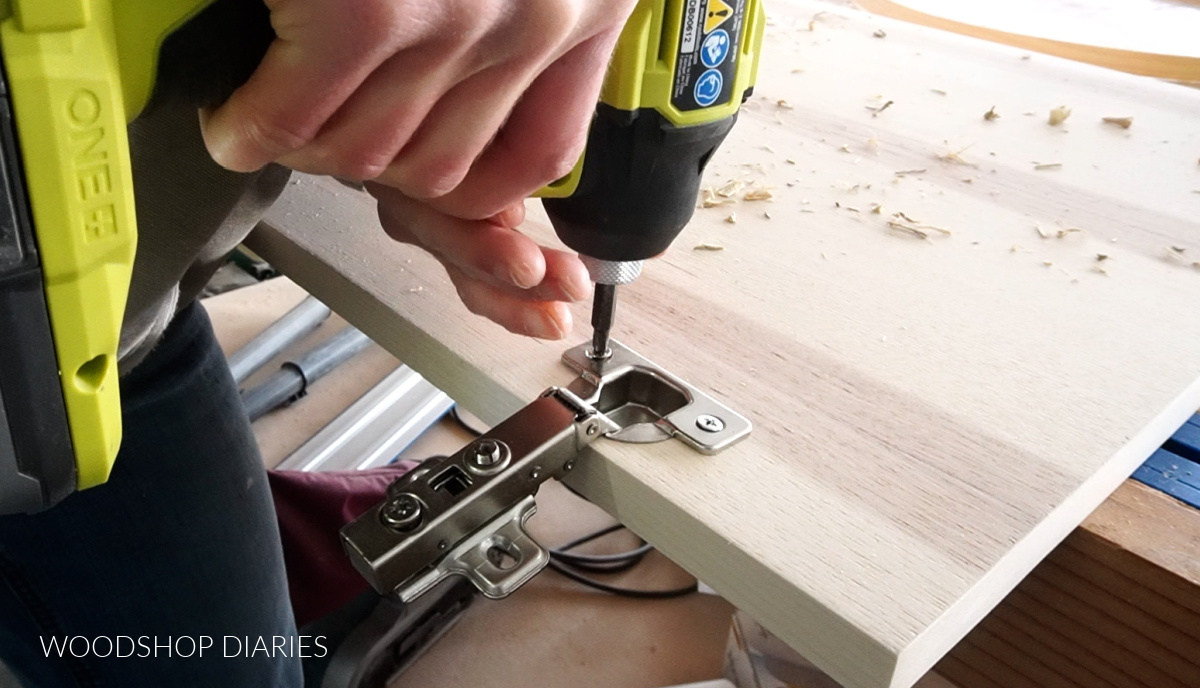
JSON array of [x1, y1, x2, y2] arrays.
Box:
[[268, 463, 417, 627]]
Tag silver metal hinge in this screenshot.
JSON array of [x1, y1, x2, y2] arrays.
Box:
[[340, 340, 750, 602]]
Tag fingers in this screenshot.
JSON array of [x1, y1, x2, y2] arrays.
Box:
[[370, 185, 591, 338], [375, 63, 538, 201], [374, 184, 548, 289], [201, 11, 388, 172], [272, 52, 456, 180], [424, 29, 621, 219], [445, 265, 574, 340]]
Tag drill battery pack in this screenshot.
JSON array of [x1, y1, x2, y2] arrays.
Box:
[[0, 0, 214, 514], [0, 66, 77, 514]]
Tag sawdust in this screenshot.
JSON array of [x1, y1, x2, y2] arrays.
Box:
[[1048, 106, 1072, 126], [1102, 116, 1134, 129]]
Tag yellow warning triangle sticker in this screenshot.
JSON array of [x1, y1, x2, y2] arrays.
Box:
[[705, 0, 733, 35]]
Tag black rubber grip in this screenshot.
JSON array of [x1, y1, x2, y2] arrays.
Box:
[[543, 104, 737, 263]]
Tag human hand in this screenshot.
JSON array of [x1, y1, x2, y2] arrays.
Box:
[[202, 0, 637, 221], [369, 183, 591, 339]]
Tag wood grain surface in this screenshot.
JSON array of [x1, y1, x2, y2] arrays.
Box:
[[247, 2, 1200, 687], [937, 481, 1200, 688]]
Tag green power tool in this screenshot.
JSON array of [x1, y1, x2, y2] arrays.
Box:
[[542, 0, 765, 360], [0, 0, 764, 515], [0, 0, 224, 514]]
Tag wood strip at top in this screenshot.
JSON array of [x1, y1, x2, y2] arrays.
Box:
[[250, 2, 1200, 687]]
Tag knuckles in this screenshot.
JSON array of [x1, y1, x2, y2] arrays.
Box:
[[239, 109, 318, 161]]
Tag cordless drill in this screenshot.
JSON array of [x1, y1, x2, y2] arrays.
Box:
[[0, 0, 267, 514], [542, 0, 765, 359]]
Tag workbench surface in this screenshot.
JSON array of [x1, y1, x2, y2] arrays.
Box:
[[247, 2, 1200, 687]]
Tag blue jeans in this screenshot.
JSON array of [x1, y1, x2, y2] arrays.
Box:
[[0, 303, 302, 687]]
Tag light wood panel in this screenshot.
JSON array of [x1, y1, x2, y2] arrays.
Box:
[[247, 2, 1200, 687]]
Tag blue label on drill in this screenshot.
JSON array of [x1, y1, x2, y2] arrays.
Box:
[[673, 0, 746, 111]]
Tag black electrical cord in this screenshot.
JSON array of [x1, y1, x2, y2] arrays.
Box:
[[548, 523, 698, 599], [449, 406, 489, 437], [442, 406, 696, 599]]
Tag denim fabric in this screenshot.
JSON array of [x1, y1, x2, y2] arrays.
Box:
[[0, 303, 301, 687]]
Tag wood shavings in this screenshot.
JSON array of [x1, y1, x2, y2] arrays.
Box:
[[887, 212, 951, 239], [868, 100, 894, 117], [1095, 254, 1109, 262], [873, 29, 887, 38], [406, 286, 425, 294], [1102, 116, 1134, 129], [1010, 244, 1031, 253], [717, 179, 745, 197], [1043, 260, 1054, 267], [1033, 162, 1062, 170], [1057, 227, 1083, 239], [983, 106, 1000, 121], [930, 89, 948, 96], [961, 177, 974, 184], [777, 99, 794, 109], [937, 144, 977, 167], [694, 243, 725, 251], [870, 203, 882, 214], [839, 144, 852, 153], [887, 221, 928, 240], [1048, 106, 1072, 126], [1165, 247, 1200, 269], [700, 187, 737, 208], [1092, 265, 1109, 276], [724, 213, 737, 224], [763, 211, 772, 219], [743, 188, 774, 202], [893, 169, 926, 176], [808, 11, 826, 31], [785, 158, 797, 165], [1034, 223, 1049, 239]]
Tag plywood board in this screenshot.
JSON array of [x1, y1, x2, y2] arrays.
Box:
[[246, 2, 1200, 687]]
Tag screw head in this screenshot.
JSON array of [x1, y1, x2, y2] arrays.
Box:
[[470, 439, 503, 467], [380, 493, 423, 531], [529, 466, 543, 481], [564, 460, 576, 472], [696, 414, 725, 433]]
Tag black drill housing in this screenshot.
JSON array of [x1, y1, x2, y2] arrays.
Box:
[[544, 103, 739, 263]]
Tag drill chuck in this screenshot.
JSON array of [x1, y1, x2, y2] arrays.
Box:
[[580, 256, 643, 286]]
